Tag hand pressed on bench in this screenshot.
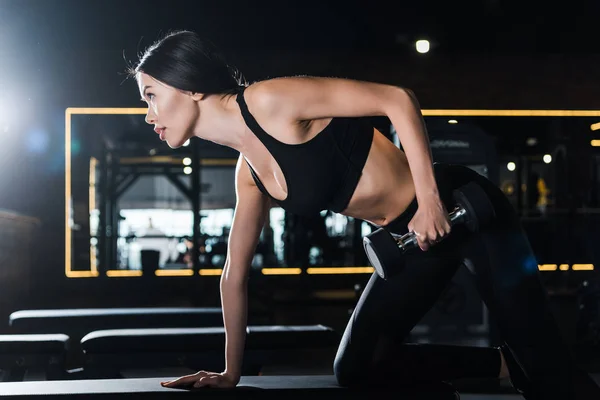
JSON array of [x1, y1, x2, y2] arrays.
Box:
[[161, 370, 239, 389]]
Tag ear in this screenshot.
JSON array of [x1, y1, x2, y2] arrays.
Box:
[[189, 92, 204, 101]]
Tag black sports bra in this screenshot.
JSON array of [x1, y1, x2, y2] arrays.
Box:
[[236, 86, 374, 217]]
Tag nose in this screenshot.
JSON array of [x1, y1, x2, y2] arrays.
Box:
[[145, 108, 157, 125]]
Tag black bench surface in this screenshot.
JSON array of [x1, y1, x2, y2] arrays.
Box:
[[0, 335, 69, 354], [81, 325, 339, 353], [0, 375, 459, 399], [8, 308, 224, 370], [10, 308, 222, 328]]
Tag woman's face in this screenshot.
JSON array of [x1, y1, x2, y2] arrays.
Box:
[[137, 72, 199, 149]]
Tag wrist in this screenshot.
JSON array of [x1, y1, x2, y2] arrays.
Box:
[[413, 176, 439, 200], [416, 191, 442, 206], [223, 369, 241, 383]]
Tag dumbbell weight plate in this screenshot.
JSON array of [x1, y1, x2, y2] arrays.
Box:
[[363, 227, 404, 279], [452, 181, 496, 232]]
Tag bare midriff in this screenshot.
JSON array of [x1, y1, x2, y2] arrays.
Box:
[[340, 128, 417, 227]]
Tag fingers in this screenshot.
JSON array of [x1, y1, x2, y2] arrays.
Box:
[[160, 376, 195, 388], [161, 371, 209, 388], [193, 375, 221, 388], [414, 225, 451, 251], [407, 209, 452, 251], [412, 231, 429, 252], [161, 372, 233, 390]]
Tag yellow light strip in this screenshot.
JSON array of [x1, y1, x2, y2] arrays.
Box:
[[67, 270, 100, 278], [89, 157, 97, 211], [89, 157, 98, 274], [65, 111, 72, 277], [155, 269, 195, 277], [311, 290, 356, 300], [65, 108, 147, 278], [67, 107, 600, 118], [422, 110, 600, 117], [591, 122, 600, 131], [559, 264, 570, 271], [106, 270, 143, 277], [572, 264, 594, 271], [67, 108, 148, 115], [307, 267, 375, 274], [538, 264, 557, 271], [201, 159, 237, 166], [199, 269, 223, 276], [65, 107, 600, 278], [262, 268, 302, 275], [119, 157, 237, 166], [89, 245, 97, 273], [119, 156, 178, 164]]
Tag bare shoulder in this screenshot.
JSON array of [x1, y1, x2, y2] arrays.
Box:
[[243, 76, 334, 119], [243, 75, 406, 121]]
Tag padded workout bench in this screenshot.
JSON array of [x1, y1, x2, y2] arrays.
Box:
[[0, 375, 459, 399], [0, 334, 69, 382], [80, 325, 340, 379], [9, 308, 224, 335], [8, 308, 223, 368]]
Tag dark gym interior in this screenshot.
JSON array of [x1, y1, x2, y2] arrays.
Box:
[[1, 0, 600, 398]]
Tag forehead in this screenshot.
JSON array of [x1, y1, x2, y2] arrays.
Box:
[[137, 73, 157, 92]]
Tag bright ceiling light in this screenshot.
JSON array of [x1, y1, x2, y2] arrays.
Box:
[[415, 40, 430, 54]]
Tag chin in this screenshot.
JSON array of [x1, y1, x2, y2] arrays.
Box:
[[166, 140, 184, 149], [165, 135, 188, 149]]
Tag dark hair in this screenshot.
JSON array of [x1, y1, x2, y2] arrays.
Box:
[[127, 30, 245, 95]]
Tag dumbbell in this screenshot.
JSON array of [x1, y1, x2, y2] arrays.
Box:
[[363, 181, 495, 280]]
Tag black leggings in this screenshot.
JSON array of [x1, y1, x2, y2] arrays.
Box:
[[334, 163, 578, 394]]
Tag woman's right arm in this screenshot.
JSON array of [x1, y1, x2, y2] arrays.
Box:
[[160, 155, 269, 390], [220, 154, 271, 382]]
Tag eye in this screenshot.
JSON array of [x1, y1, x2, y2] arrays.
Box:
[[141, 93, 155, 103]]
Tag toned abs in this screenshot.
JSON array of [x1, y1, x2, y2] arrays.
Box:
[[340, 128, 416, 227]]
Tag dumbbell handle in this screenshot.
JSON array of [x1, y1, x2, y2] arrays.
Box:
[[391, 206, 467, 251]]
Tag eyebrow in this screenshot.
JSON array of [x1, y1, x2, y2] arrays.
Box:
[[140, 85, 153, 101]]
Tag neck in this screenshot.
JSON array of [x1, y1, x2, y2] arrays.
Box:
[[193, 93, 246, 152]]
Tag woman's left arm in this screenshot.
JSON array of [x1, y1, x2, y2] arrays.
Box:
[[252, 76, 449, 249]]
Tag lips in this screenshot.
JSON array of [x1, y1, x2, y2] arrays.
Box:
[[154, 127, 166, 141]]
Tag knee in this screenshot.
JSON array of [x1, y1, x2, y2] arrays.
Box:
[[333, 349, 355, 387], [333, 355, 351, 387]]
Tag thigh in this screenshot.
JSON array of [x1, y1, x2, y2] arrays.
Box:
[[460, 220, 580, 383], [453, 163, 544, 316], [453, 166, 580, 378], [334, 238, 462, 384], [461, 226, 548, 334], [334, 163, 495, 384]]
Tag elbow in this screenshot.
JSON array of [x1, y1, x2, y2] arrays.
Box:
[[220, 264, 248, 288], [402, 87, 416, 98], [392, 84, 415, 99], [384, 86, 417, 116], [220, 275, 247, 297], [396, 87, 418, 106]]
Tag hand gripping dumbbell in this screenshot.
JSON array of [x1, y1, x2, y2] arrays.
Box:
[[363, 181, 496, 280]]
